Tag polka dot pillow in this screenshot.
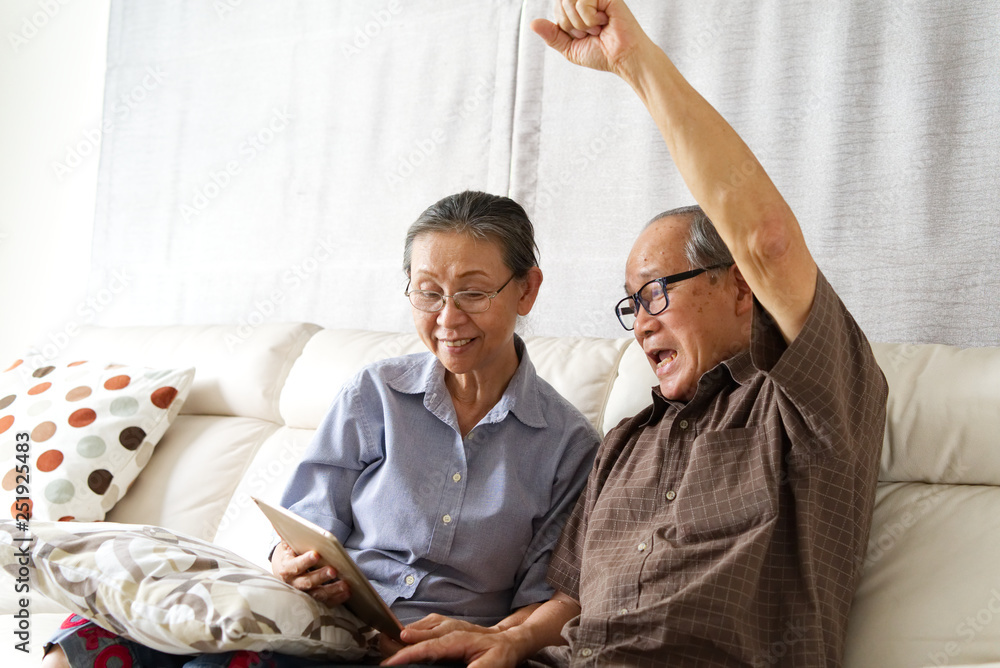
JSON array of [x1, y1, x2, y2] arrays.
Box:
[[0, 358, 194, 522]]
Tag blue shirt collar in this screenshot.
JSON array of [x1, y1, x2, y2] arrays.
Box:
[[385, 335, 547, 431]]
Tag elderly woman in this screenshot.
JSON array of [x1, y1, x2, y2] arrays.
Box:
[[272, 190, 598, 628], [42, 191, 599, 668]]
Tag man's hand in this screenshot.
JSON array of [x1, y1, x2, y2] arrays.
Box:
[[399, 613, 498, 645], [530, 0, 647, 76], [270, 541, 351, 607], [382, 630, 521, 668], [384, 594, 579, 668]]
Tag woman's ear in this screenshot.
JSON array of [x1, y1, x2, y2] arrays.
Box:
[[517, 267, 544, 316]]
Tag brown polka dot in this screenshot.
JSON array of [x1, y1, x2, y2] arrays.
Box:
[[0, 415, 15, 434], [66, 386, 92, 402], [32, 421, 57, 442], [68, 361, 87, 367], [119, 426, 146, 451], [58, 516, 75, 522], [27, 382, 52, 396], [104, 375, 131, 391], [32, 366, 55, 378], [151, 386, 179, 409], [88, 469, 113, 495], [37, 449, 65, 472], [0, 395, 14, 410], [4, 360, 23, 372], [2, 469, 18, 491], [69, 408, 97, 428], [9, 498, 31, 521]]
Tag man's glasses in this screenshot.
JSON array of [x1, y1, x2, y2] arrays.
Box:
[[406, 275, 515, 313], [615, 264, 732, 330]]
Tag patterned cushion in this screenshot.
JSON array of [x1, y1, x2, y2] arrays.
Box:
[[0, 520, 369, 658], [0, 359, 194, 521]]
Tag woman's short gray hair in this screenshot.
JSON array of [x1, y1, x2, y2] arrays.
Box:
[[647, 204, 734, 272], [403, 190, 539, 278]]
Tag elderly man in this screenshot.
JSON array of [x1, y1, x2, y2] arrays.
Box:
[[387, 1, 887, 666]]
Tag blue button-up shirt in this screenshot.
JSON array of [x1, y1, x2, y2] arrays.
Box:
[[280, 337, 598, 625]]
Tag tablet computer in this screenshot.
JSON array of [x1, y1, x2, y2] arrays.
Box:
[[253, 496, 403, 640]]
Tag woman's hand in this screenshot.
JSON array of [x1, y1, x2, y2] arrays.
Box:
[[378, 632, 407, 659], [270, 541, 351, 607]]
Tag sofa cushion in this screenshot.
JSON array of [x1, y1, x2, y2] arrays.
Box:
[[871, 342, 1000, 485], [279, 330, 428, 429], [0, 359, 193, 522], [63, 324, 320, 423], [845, 481, 1000, 667], [601, 339, 658, 435], [211, 427, 315, 567], [0, 520, 369, 659], [104, 415, 280, 542], [523, 336, 632, 434]]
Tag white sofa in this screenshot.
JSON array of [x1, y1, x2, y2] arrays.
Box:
[[2, 323, 999, 667]]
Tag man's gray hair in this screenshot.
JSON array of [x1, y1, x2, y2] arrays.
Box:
[[646, 204, 734, 272], [403, 190, 539, 278]]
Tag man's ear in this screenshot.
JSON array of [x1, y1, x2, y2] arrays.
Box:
[[731, 264, 753, 316], [517, 267, 544, 316]]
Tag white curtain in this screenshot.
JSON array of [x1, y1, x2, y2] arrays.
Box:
[[91, 0, 1000, 346]]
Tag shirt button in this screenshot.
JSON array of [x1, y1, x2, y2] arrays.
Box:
[[452, 473, 462, 483], [679, 419, 689, 429], [618, 608, 628, 616], [405, 575, 415, 586], [637, 542, 647, 552], [580, 648, 593, 658], [442, 514, 452, 524], [665, 490, 677, 501]]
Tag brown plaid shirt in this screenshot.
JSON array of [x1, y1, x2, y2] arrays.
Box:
[[539, 271, 888, 667]]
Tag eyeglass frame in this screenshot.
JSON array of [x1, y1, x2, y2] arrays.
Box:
[[405, 274, 516, 313], [614, 263, 734, 331]]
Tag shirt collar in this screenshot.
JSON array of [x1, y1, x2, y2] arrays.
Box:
[[722, 348, 756, 385], [495, 335, 548, 429], [385, 335, 547, 431]]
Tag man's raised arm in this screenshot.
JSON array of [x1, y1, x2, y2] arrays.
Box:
[[532, 0, 818, 343]]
